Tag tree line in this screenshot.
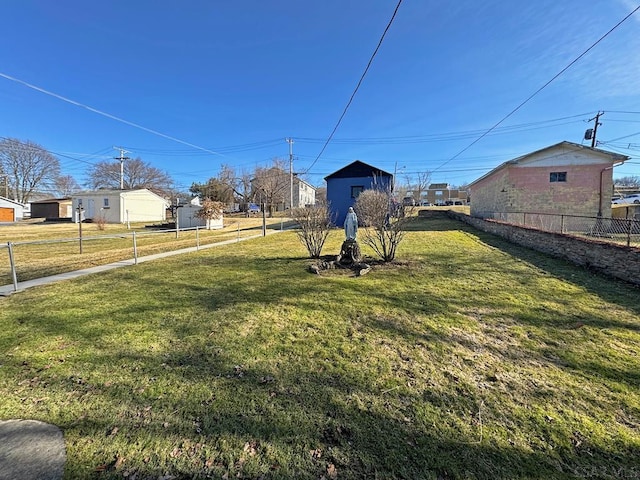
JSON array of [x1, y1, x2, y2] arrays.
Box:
[[0, 137, 319, 210]]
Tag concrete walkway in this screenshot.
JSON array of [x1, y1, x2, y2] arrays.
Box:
[[0, 420, 65, 480], [0, 230, 280, 296]]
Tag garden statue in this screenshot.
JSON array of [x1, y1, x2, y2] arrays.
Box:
[[338, 207, 361, 266], [344, 207, 358, 240]]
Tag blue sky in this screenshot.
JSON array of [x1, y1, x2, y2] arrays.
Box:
[[2, 0, 640, 195]]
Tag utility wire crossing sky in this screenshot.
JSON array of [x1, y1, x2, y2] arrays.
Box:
[[1, 0, 640, 192]]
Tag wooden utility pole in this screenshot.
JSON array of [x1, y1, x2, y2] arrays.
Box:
[[0, 175, 8, 198], [588, 111, 604, 148], [113, 147, 130, 190], [286, 138, 294, 209]]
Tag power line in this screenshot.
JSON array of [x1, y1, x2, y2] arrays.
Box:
[[297, 115, 592, 145], [302, 0, 403, 175], [600, 130, 640, 143], [0, 71, 229, 159], [430, 3, 640, 174]]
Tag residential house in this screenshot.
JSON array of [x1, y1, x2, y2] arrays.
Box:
[[293, 177, 316, 208], [468, 141, 628, 218], [0, 197, 25, 222], [72, 189, 169, 224], [325, 160, 393, 226], [422, 183, 468, 205], [30, 198, 73, 220], [249, 175, 317, 212]]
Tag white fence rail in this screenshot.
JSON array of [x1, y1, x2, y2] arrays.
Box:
[[1, 220, 291, 293]]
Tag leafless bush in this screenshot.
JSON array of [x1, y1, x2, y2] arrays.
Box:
[[291, 205, 334, 258], [355, 189, 410, 262], [95, 215, 107, 231]]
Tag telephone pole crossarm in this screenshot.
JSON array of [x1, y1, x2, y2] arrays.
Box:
[[113, 146, 131, 190]]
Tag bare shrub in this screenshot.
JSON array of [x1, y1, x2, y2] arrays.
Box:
[[95, 215, 107, 231], [355, 189, 410, 262], [291, 205, 334, 258]]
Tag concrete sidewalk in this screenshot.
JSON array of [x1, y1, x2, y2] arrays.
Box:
[[0, 230, 278, 296]]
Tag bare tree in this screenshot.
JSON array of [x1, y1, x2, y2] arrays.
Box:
[[237, 168, 252, 208], [291, 205, 334, 258], [355, 188, 410, 262], [615, 176, 640, 187], [414, 172, 431, 204], [87, 157, 173, 196], [0, 138, 60, 203], [251, 158, 289, 214], [403, 171, 431, 204], [54, 175, 81, 197]]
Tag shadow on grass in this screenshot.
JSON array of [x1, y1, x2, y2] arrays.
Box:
[[4, 223, 640, 478], [462, 225, 640, 320], [52, 344, 640, 480]]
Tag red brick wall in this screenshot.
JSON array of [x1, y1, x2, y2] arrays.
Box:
[[471, 163, 612, 218]]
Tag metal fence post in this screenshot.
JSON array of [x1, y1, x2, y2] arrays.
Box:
[[627, 219, 632, 247], [175, 207, 179, 239], [523, 212, 526, 227], [7, 242, 18, 292], [561, 215, 565, 234], [132, 232, 138, 265]]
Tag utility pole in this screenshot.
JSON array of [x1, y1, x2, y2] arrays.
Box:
[[587, 111, 604, 148], [0, 175, 8, 198], [286, 137, 294, 209], [113, 147, 130, 190]]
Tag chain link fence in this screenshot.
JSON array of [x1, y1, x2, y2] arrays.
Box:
[[480, 211, 640, 248], [1, 218, 294, 292]]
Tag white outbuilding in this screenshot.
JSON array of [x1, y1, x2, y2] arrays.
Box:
[[0, 197, 25, 222], [176, 198, 223, 230], [71, 189, 169, 224]]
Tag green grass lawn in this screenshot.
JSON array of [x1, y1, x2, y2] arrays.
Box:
[[1, 215, 639, 479]]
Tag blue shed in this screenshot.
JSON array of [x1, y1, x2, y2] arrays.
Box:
[[324, 160, 393, 226]]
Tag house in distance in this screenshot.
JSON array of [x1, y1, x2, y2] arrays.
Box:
[[71, 189, 169, 224]]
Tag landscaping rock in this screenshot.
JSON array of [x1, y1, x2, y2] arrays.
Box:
[[0, 419, 65, 480]]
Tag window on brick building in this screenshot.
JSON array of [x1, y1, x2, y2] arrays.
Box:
[[550, 172, 567, 182]]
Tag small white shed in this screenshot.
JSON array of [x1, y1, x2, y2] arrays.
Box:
[[0, 197, 25, 222], [72, 189, 169, 224], [176, 203, 223, 230]]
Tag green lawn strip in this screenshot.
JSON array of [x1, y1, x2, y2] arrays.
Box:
[[0, 219, 284, 284], [0, 218, 639, 479]]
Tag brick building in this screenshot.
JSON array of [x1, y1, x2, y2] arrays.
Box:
[[468, 141, 628, 218]]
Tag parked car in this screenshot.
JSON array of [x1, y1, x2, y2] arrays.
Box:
[[247, 203, 261, 214], [612, 194, 640, 205]]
